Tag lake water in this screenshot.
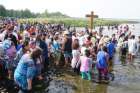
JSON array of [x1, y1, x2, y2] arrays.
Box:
[[132, 23, 140, 36], [77, 23, 140, 37], [101, 24, 140, 37]]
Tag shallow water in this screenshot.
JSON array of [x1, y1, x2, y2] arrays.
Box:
[[48, 53, 140, 93], [47, 24, 140, 93]]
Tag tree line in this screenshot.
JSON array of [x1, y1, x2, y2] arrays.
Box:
[[0, 5, 69, 18]]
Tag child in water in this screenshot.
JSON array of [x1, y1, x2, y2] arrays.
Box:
[[80, 49, 93, 80], [96, 46, 109, 81]]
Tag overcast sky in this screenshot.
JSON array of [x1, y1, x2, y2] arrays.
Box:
[[0, 0, 140, 19]]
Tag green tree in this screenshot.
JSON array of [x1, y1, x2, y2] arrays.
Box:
[[22, 9, 32, 18], [0, 5, 6, 17]]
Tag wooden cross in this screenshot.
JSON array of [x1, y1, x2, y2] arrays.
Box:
[[86, 11, 98, 32]]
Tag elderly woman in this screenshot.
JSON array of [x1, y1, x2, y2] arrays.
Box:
[[14, 47, 42, 93]]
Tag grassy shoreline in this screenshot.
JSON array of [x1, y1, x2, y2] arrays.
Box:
[[18, 18, 139, 27]]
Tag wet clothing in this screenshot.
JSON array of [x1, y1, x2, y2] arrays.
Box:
[[97, 50, 109, 80], [80, 56, 92, 72], [80, 56, 92, 80], [14, 54, 36, 90], [96, 50, 108, 69], [98, 68, 108, 80], [81, 71, 91, 80]]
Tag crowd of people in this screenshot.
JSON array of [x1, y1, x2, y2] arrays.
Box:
[[0, 18, 140, 93]]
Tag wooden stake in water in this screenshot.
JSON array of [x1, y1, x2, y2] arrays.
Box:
[[86, 11, 98, 32]]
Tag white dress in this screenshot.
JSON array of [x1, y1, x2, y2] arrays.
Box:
[[128, 39, 137, 55]]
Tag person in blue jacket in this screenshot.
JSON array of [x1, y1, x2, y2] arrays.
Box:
[[14, 47, 42, 93]]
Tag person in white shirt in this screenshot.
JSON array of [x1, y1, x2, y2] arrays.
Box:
[[128, 35, 137, 62]]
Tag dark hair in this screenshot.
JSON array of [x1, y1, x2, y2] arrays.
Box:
[[131, 35, 135, 39], [22, 40, 29, 48], [87, 36, 91, 41], [103, 46, 108, 53], [31, 32, 36, 36], [72, 39, 79, 49], [36, 34, 41, 41], [22, 40, 29, 53], [85, 49, 90, 57], [89, 33, 93, 37], [31, 47, 42, 60]]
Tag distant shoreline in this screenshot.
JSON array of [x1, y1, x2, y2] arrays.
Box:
[[18, 18, 140, 27]]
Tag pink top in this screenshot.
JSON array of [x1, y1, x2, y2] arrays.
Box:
[[80, 56, 92, 72]]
